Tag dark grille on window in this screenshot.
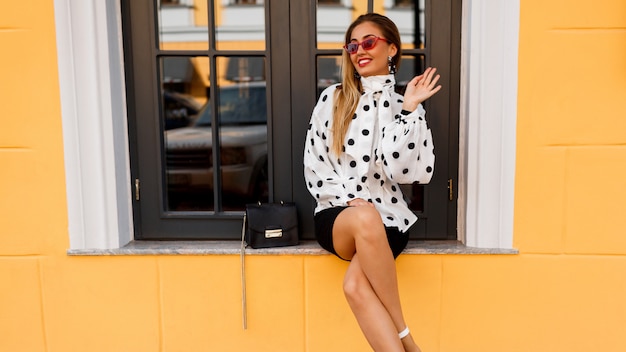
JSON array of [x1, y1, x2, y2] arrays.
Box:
[[167, 150, 212, 169]]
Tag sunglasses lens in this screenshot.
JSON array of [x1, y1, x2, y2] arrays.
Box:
[[345, 43, 358, 54], [362, 38, 376, 50]]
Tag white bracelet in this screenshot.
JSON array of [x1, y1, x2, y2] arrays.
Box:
[[398, 326, 410, 339]]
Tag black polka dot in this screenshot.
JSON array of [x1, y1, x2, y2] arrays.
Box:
[[317, 180, 323, 187], [424, 140, 428, 147], [408, 142, 415, 149], [348, 193, 355, 198], [363, 155, 370, 162], [393, 152, 400, 159], [353, 113, 358, 120], [391, 197, 398, 204], [319, 155, 325, 162], [380, 180, 384, 186], [350, 161, 357, 168], [362, 129, 370, 136], [387, 216, 394, 221], [363, 105, 370, 111], [348, 139, 355, 145], [322, 132, 326, 140], [404, 219, 410, 226], [324, 120, 329, 127], [308, 182, 312, 188], [391, 186, 397, 192], [386, 79, 392, 83], [383, 101, 390, 108], [374, 173, 381, 179], [402, 168, 409, 174], [361, 176, 367, 183], [426, 166, 433, 173], [375, 198, 382, 203], [322, 94, 328, 102], [310, 138, 314, 146], [357, 185, 362, 191], [316, 194, 320, 199], [397, 99, 403, 103], [373, 100, 377, 108]]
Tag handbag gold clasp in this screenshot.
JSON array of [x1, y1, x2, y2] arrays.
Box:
[[265, 229, 283, 238]]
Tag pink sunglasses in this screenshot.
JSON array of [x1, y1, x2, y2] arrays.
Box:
[[343, 36, 389, 54]]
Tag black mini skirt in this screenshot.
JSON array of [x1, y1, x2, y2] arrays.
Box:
[[314, 206, 409, 261]]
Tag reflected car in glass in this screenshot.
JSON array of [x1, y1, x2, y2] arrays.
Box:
[[162, 90, 202, 130], [165, 82, 268, 203]]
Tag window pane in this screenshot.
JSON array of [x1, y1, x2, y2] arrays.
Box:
[[215, 1, 266, 50], [317, 56, 341, 97], [157, 0, 209, 51], [216, 57, 269, 210], [395, 54, 425, 93], [161, 56, 212, 211], [316, 1, 351, 48], [386, 0, 426, 50], [401, 183, 425, 213]]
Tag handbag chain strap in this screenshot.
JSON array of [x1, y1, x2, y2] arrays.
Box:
[[240, 213, 247, 330]]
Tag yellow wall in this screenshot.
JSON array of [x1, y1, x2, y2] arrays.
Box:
[[2, 0, 626, 351]]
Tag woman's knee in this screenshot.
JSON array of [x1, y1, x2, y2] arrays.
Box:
[[349, 207, 386, 243], [343, 206, 381, 231], [343, 270, 368, 305]]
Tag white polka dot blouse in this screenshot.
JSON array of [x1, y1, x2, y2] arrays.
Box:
[[303, 74, 435, 233]]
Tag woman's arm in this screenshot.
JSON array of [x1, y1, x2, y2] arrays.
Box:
[[379, 105, 435, 184], [378, 67, 440, 184]]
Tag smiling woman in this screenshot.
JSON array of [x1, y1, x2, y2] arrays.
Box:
[[303, 13, 442, 352]]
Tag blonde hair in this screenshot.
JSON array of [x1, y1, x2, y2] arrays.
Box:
[[331, 13, 402, 155]]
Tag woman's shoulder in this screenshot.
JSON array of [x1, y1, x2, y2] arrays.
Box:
[[317, 83, 341, 101], [313, 83, 341, 114]]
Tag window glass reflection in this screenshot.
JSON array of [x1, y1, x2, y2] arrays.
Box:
[[216, 57, 269, 210], [385, 0, 425, 50], [317, 56, 342, 97], [163, 56, 269, 212], [158, 0, 209, 51], [214, 1, 266, 50], [161, 56, 212, 211], [316, 1, 351, 47], [395, 54, 425, 93]]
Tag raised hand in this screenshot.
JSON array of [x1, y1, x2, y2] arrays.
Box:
[[401, 67, 442, 112]]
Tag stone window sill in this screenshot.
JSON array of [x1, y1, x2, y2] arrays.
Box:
[[67, 240, 518, 256]]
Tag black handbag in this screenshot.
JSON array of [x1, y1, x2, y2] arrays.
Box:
[[243, 202, 299, 249]]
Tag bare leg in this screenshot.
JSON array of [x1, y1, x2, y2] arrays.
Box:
[[333, 205, 421, 351], [343, 254, 404, 351]]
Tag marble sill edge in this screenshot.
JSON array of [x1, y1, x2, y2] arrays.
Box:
[[67, 240, 519, 256]]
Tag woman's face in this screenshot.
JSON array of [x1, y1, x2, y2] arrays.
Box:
[[348, 21, 397, 77]]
